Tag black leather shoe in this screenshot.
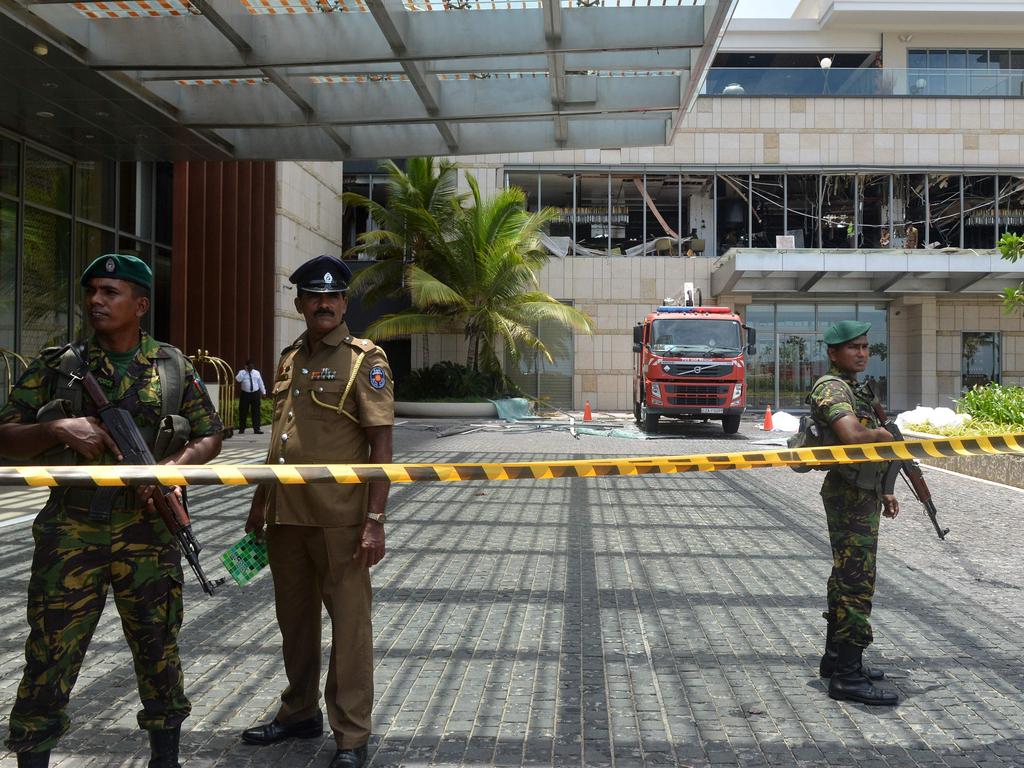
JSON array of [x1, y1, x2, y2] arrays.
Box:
[[241, 712, 323, 745], [329, 745, 368, 768], [254, 429, 264, 434], [828, 644, 898, 706], [238, 429, 246, 433], [820, 611, 883, 680], [820, 649, 884, 680], [148, 726, 181, 768], [17, 751, 50, 768]]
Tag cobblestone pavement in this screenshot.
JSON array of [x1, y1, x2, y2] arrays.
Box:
[[1, 418, 1022, 767]]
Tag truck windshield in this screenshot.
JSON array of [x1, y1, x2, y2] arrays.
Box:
[[650, 319, 742, 357]]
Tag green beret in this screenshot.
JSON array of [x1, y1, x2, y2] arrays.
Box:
[[823, 320, 871, 346], [80, 254, 152, 289]]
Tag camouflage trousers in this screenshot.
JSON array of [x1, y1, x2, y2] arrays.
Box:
[[821, 471, 882, 649], [5, 492, 190, 753]]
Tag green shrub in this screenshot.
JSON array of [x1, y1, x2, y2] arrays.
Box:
[[902, 419, 1020, 437], [957, 383, 1024, 428], [395, 361, 520, 401]]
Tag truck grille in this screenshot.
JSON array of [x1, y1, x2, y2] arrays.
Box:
[[665, 383, 730, 406], [663, 363, 733, 378]]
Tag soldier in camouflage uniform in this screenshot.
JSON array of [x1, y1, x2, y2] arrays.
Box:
[[809, 320, 900, 706], [0, 255, 223, 768]]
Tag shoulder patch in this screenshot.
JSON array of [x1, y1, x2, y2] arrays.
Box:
[[369, 365, 388, 390]]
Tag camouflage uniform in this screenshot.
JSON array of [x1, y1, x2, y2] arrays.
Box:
[[1, 332, 221, 754], [809, 364, 889, 649]]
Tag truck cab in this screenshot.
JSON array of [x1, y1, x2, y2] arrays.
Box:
[[632, 306, 756, 434]]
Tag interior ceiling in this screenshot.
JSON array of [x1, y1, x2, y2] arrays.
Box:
[[0, 0, 736, 161]]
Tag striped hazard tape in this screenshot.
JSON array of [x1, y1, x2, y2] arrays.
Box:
[[0, 434, 1021, 488]]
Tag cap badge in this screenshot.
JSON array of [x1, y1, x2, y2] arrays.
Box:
[[324, 272, 333, 284], [104, 257, 116, 273]]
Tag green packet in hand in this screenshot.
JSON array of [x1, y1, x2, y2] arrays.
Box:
[[220, 532, 269, 586]]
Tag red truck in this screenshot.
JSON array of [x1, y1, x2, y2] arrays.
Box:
[[632, 305, 756, 434]]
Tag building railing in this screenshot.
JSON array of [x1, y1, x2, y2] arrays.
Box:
[[705, 67, 1024, 98]]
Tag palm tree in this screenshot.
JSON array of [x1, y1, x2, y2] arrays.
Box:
[[365, 175, 594, 379], [340, 157, 463, 305]]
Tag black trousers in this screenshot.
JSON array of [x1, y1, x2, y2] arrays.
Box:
[[239, 391, 261, 432]]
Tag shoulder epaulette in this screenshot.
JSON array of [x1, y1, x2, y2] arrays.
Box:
[[343, 335, 377, 352]]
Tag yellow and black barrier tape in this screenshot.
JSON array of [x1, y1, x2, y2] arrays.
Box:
[[1, 433, 1022, 488]]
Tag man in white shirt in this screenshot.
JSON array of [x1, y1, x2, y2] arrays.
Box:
[[235, 359, 267, 434]]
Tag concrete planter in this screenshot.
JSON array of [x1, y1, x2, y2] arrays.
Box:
[[394, 401, 498, 418], [904, 429, 1024, 490]]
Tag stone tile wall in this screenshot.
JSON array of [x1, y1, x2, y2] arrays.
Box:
[[274, 161, 346, 347]]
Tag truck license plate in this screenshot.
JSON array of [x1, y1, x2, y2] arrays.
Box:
[[700, 407, 724, 414]]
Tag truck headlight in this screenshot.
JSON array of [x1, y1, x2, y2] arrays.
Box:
[[651, 382, 662, 398], [732, 382, 743, 401]]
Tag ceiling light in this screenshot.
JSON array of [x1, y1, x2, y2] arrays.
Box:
[[42, 81, 58, 89], [819, 57, 832, 70], [95, 110, 110, 118], [32, 42, 48, 56], [84, 133, 95, 139], [36, 111, 55, 118]]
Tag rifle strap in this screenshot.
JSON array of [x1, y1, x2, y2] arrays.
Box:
[[155, 343, 187, 419]]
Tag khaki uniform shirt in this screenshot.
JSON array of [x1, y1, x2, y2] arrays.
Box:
[[266, 321, 394, 527]]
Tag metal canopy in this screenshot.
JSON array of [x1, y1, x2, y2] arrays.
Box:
[[712, 249, 1024, 297], [0, 0, 735, 160]]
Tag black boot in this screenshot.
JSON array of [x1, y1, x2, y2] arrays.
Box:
[[148, 726, 181, 768], [17, 752, 50, 768], [819, 612, 883, 680], [828, 643, 898, 706]]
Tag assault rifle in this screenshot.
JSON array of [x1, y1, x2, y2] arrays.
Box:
[[867, 384, 950, 540], [68, 344, 223, 595]]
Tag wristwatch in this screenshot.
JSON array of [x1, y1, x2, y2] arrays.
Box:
[[366, 511, 386, 525]]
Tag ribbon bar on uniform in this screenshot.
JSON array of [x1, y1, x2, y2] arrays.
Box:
[[1, 433, 1022, 488]]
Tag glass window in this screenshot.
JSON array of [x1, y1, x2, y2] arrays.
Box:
[[24, 147, 71, 212], [681, 174, 713, 255], [76, 159, 116, 226], [341, 172, 388, 254], [962, 331, 1000, 391], [504, 308, 574, 409], [859, 303, 889, 405], [786, 174, 819, 249], [644, 174, 682, 255], [750, 174, 785, 248], [716, 174, 749, 255], [896, 174, 927, 248], [1, 199, 16, 353], [821, 174, 856, 248], [0, 137, 18, 198], [21, 207, 71, 354], [857, 174, 888, 247], [507, 171, 538, 212], [947, 50, 968, 95], [744, 303, 775, 411], [962, 175, 996, 248], [74, 224, 116, 338], [154, 246, 172, 342], [575, 173, 610, 254], [927, 174, 960, 247], [609, 175, 645, 255], [539, 171, 575, 252], [119, 161, 154, 239], [155, 162, 173, 245], [998, 175, 1024, 237]]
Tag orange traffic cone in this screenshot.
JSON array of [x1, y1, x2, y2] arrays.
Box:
[[583, 400, 593, 422], [763, 405, 774, 431]]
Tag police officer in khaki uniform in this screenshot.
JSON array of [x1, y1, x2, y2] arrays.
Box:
[[241, 255, 393, 768]]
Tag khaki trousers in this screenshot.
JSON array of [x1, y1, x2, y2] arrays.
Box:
[[266, 523, 373, 748]]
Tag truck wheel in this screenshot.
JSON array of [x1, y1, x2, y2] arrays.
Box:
[[641, 405, 659, 433], [723, 414, 741, 434], [634, 401, 641, 423]]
